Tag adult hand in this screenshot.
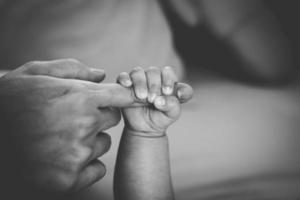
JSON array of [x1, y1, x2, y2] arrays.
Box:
[[0, 59, 134, 194]]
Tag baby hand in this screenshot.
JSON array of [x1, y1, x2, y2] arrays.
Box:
[[117, 66, 191, 137]]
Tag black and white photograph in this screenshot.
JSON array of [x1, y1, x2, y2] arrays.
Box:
[[0, 0, 300, 199]]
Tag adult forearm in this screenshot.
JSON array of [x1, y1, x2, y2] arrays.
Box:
[[114, 129, 174, 200]]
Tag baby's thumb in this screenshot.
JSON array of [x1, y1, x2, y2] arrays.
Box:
[[154, 96, 181, 119]]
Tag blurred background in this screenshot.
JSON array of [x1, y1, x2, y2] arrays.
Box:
[[1, 0, 300, 199]]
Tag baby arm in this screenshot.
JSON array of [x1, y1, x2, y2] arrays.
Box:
[[114, 66, 193, 200]]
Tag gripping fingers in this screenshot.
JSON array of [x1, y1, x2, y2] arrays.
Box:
[[146, 66, 162, 103], [117, 72, 132, 87], [162, 66, 178, 96], [154, 96, 181, 119], [130, 67, 148, 100], [175, 82, 194, 103]]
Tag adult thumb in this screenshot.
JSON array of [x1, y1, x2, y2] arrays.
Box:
[[24, 58, 105, 82]]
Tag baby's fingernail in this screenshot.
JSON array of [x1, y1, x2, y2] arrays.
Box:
[[148, 93, 156, 103], [124, 80, 132, 87], [177, 90, 182, 99], [162, 86, 173, 95], [138, 90, 148, 99], [156, 96, 166, 106]]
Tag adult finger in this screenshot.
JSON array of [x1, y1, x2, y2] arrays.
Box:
[[86, 132, 111, 164], [97, 107, 121, 130], [162, 66, 178, 95], [145, 66, 161, 103], [86, 83, 146, 108], [80, 82, 192, 107], [73, 159, 106, 191], [24, 59, 106, 82]]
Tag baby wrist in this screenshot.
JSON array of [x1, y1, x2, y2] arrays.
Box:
[[124, 128, 166, 138]]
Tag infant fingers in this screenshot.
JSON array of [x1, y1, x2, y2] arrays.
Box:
[[146, 66, 161, 103], [162, 66, 178, 96], [130, 67, 148, 100], [154, 96, 181, 119], [117, 72, 132, 87], [175, 82, 194, 103]]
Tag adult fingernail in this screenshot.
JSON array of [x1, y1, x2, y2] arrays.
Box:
[[90, 68, 106, 81], [162, 86, 173, 95], [90, 68, 105, 74]]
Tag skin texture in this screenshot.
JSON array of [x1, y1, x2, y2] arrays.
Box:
[[0, 59, 152, 198], [114, 66, 193, 200], [0, 60, 193, 200]]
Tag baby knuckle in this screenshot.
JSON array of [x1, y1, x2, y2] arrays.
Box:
[[169, 96, 179, 105], [164, 66, 174, 71], [149, 83, 160, 91], [132, 66, 143, 72], [147, 66, 160, 72]]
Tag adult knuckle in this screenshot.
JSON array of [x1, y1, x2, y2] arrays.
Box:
[[133, 66, 143, 71], [24, 60, 41, 68], [49, 172, 77, 192], [76, 147, 93, 164], [69, 146, 92, 170], [23, 60, 43, 73], [119, 72, 128, 78]]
